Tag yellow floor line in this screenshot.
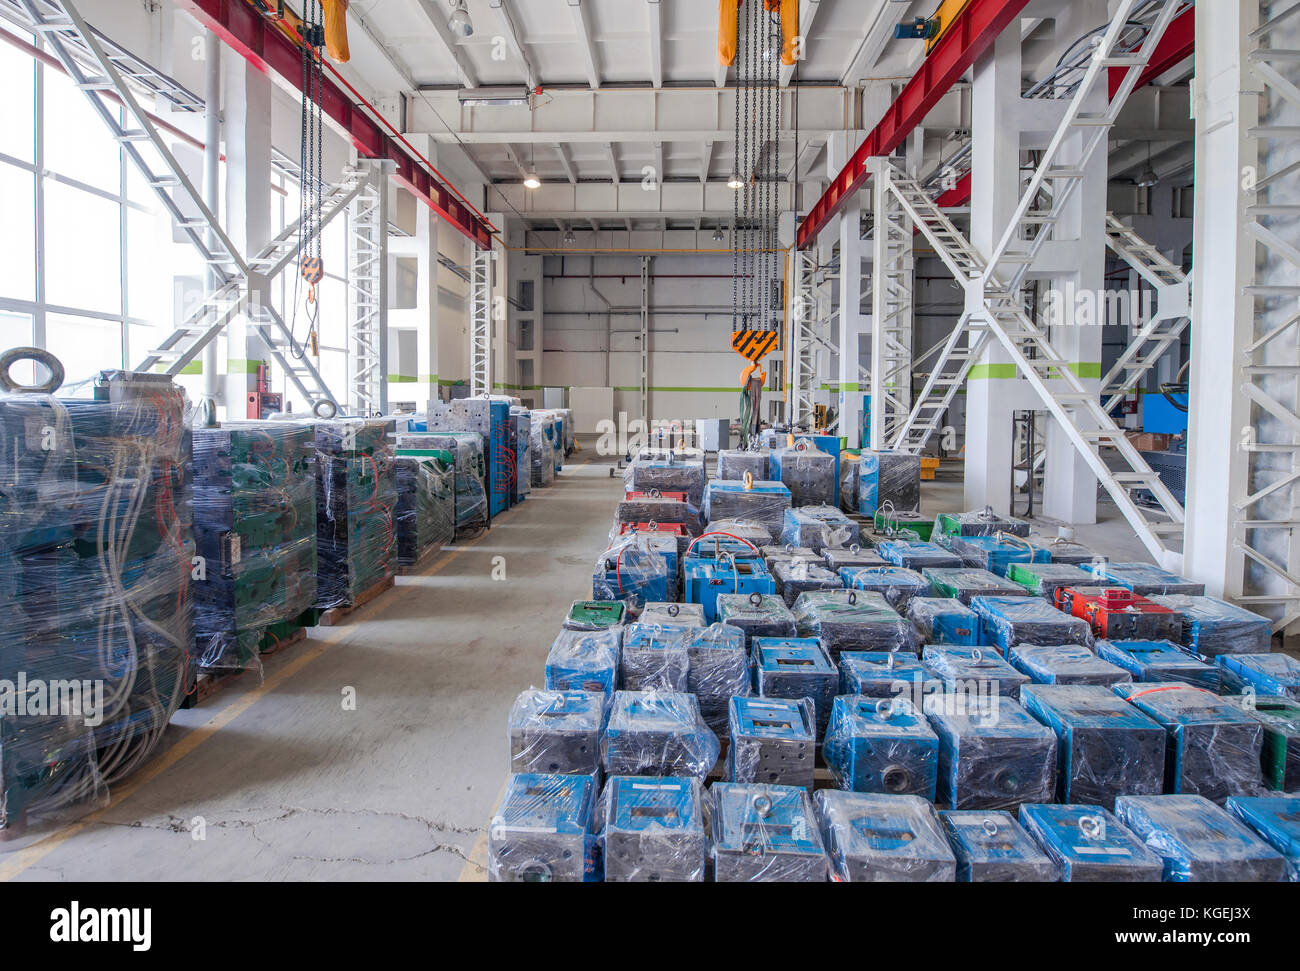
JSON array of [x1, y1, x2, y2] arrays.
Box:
[[0, 497, 528, 882]]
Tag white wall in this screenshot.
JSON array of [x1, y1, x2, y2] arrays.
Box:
[[540, 252, 759, 424]]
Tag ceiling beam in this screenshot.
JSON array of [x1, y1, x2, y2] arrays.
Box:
[[701, 140, 714, 184], [567, 0, 603, 90], [779, 0, 819, 87], [488, 0, 540, 92], [606, 143, 621, 182], [412, 0, 480, 88], [839, 0, 911, 87], [653, 142, 665, 184], [555, 142, 578, 183], [647, 0, 664, 89], [425, 128, 833, 145]]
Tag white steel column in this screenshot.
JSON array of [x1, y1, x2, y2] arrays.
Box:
[[789, 247, 819, 428], [347, 159, 392, 416], [1185, 0, 1300, 628], [965, 27, 1030, 513], [640, 256, 650, 421], [869, 158, 914, 450], [469, 245, 493, 398], [838, 195, 867, 448]]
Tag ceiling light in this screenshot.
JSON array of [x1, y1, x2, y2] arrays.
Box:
[[457, 86, 530, 107], [712, 227, 724, 242], [523, 171, 541, 189], [448, 0, 474, 38], [1136, 164, 1158, 188], [563, 230, 576, 244], [727, 172, 744, 190]]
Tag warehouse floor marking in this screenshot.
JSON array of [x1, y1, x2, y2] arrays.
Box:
[[0, 479, 547, 882]]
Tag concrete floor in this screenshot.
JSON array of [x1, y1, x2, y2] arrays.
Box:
[[3, 445, 624, 882], [0, 447, 1273, 882]]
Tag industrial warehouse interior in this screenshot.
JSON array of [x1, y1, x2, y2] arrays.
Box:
[[1, 0, 1298, 921]]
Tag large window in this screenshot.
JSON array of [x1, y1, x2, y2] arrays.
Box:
[[0, 28, 206, 394]]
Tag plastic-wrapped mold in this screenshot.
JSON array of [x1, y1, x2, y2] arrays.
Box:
[[620, 623, 692, 692], [876, 540, 963, 572], [922, 646, 1031, 699], [615, 495, 701, 534], [922, 567, 1029, 606], [598, 776, 707, 882], [779, 505, 861, 552], [793, 590, 915, 661], [840, 565, 930, 612], [686, 623, 750, 737], [717, 449, 771, 482], [1026, 535, 1099, 565], [928, 700, 1057, 811], [626, 457, 706, 507], [840, 651, 942, 700], [934, 508, 1031, 538], [1057, 586, 1181, 642], [771, 559, 844, 607], [1148, 595, 1272, 658], [489, 773, 600, 882], [839, 454, 861, 514], [1018, 804, 1163, 882], [508, 689, 607, 775], [728, 696, 817, 789], [1089, 562, 1205, 597], [752, 637, 838, 737], [638, 601, 705, 629], [857, 449, 921, 517], [1217, 653, 1300, 700], [1113, 683, 1265, 803], [400, 431, 488, 536], [814, 790, 956, 882], [1008, 644, 1132, 686], [701, 480, 791, 539], [544, 628, 622, 697], [971, 595, 1094, 652], [870, 505, 934, 541], [760, 544, 823, 573], [823, 545, 888, 572], [527, 413, 556, 488], [824, 696, 939, 798], [603, 690, 720, 778], [617, 530, 679, 601], [770, 441, 836, 508], [939, 810, 1058, 881], [563, 600, 627, 632], [1019, 685, 1166, 809], [1093, 639, 1221, 691], [393, 453, 453, 566], [1224, 795, 1300, 881], [716, 593, 798, 645], [906, 597, 981, 646], [593, 533, 671, 611], [616, 521, 692, 560], [695, 519, 773, 550], [708, 782, 829, 881], [1114, 794, 1287, 882], [313, 418, 398, 608], [941, 533, 1048, 577], [1224, 695, 1300, 792], [1006, 562, 1096, 602]]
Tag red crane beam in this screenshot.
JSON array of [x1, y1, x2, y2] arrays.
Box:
[[795, 0, 1031, 250], [179, 0, 495, 249]]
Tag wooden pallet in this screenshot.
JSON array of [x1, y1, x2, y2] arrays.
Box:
[[180, 628, 310, 709], [313, 574, 395, 627], [396, 542, 444, 577]]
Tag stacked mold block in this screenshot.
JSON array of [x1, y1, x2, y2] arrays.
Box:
[[769, 441, 836, 507], [430, 398, 514, 518], [510, 406, 531, 503], [717, 449, 770, 482], [313, 418, 397, 608], [0, 371, 194, 836], [192, 422, 317, 670], [702, 479, 792, 540], [529, 411, 556, 488], [857, 449, 921, 517], [392, 452, 455, 567], [398, 432, 487, 537]]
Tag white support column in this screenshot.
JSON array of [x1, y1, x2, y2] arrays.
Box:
[[1184, 0, 1290, 618], [964, 28, 1025, 513], [869, 158, 914, 449], [838, 194, 867, 448], [221, 53, 273, 419], [347, 159, 392, 416]]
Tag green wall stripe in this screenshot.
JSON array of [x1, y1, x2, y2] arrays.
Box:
[[226, 358, 265, 375]]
